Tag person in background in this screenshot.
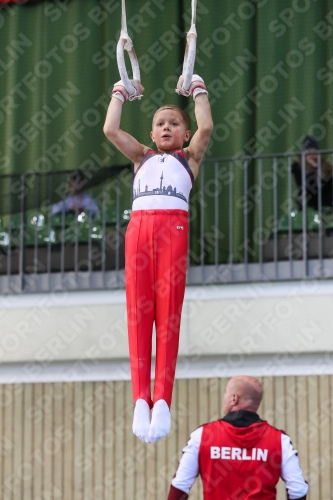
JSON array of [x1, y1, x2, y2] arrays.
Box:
[[168, 376, 308, 500], [292, 136, 333, 210], [50, 170, 99, 218]]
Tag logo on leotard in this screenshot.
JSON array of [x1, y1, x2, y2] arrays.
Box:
[[177, 226, 184, 230], [133, 172, 187, 203], [158, 156, 168, 163]]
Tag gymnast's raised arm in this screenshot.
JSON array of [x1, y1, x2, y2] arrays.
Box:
[[185, 92, 213, 179], [177, 74, 213, 180], [103, 80, 147, 165]]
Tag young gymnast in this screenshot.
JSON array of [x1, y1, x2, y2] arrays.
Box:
[[103, 74, 213, 443]]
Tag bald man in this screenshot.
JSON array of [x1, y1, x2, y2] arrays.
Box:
[[168, 376, 308, 500]]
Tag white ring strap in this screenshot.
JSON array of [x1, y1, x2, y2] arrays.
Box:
[[182, 0, 197, 92], [116, 0, 142, 99]]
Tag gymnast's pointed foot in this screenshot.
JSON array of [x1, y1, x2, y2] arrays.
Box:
[[148, 399, 171, 443], [132, 399, 151, 443]]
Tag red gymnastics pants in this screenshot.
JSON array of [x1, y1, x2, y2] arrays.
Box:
[[125, 209, 188, 409]]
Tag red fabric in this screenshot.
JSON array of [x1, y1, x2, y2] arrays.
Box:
[[0, 1, 35, 3], [112, 89, 127, 102], [167, 485, 188, 500], [125, 209, 188, 408], [198, 420, 282, 500]]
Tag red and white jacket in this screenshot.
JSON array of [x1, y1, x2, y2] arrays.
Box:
[[168, 411, 308, 500]]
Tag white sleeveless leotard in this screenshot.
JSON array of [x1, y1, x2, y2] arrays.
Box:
[[132, 149, 194, 212]]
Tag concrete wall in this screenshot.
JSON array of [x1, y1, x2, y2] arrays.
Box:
[[0, 280, 333, 382]]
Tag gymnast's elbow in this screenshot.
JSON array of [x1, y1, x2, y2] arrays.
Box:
[[103, 125, 119, 141], [206, 120, 214, 134], [200, 120, 214, 137]]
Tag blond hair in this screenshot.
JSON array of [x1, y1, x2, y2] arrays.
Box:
[[152, 105, 190, 130]]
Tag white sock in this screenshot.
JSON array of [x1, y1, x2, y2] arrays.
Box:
[[132, 399, 151, 443], [148, 399, 171, 443]]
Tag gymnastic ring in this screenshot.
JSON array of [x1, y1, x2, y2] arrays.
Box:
[[116, 30, 142, 99], [181, 27, 197, 93]]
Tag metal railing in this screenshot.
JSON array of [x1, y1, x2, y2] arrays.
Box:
[[1, 150, 333, 293]]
